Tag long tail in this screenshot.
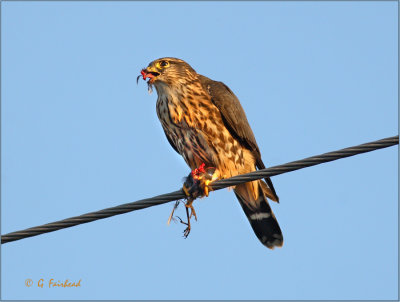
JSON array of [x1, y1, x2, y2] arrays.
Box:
[[234, 181, 283, 249]]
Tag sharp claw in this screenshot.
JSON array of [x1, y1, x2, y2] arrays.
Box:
[[183, 227, 190, 238]]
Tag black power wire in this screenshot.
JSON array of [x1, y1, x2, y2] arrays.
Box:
[[1, 135, 398, 244]]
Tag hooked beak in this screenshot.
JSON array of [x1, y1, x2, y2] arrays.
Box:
[[137, 67, 160, 84]]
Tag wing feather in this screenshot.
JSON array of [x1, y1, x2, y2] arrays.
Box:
[[198, 75, 279, 201], [199, 75, 260, 155], [164, 131, 179, 154]]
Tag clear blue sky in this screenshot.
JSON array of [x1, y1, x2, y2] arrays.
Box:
[[1, 1, 398, 300]]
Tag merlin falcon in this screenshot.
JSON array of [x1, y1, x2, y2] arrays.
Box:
[[139, 57, 283, 249]]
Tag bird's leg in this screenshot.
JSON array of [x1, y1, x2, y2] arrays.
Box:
[[185, 198, 197, 221], [174, 198, 198, 238], [177, 163, 217, 237], [183, 201, 192, 238]]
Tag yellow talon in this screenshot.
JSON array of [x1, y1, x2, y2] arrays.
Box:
[[204, 179, 212, 197]]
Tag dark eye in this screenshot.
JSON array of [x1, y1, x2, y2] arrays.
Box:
[[159, 60, 169, 67]]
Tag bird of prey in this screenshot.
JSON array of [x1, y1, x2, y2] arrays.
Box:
[[139, 57, 283, 249]]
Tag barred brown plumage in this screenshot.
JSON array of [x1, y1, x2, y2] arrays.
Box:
[[140, 57, 283, 248]]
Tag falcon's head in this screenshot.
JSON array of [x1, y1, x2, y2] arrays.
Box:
[[138, 57, 197, 91]]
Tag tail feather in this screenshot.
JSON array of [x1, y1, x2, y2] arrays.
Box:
[[234, 181, 283, 249], [260, 181, 279, 203], [256, 158, 279, 202]]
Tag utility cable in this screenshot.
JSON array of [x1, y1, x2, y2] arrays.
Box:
[[1, 135, 397, 244]]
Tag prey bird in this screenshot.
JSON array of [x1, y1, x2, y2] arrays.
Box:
[[138, 57, 283, 249]]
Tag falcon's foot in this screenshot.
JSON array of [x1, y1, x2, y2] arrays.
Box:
[[177, 199, 198, 238], [166, 199, 197, 238], [167, 163, 217, 238], [182, 163, 216, 199]]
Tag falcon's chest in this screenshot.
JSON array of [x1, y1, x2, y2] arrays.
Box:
[[155, 83, 219, 131], [154, 82, 246, 171]]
